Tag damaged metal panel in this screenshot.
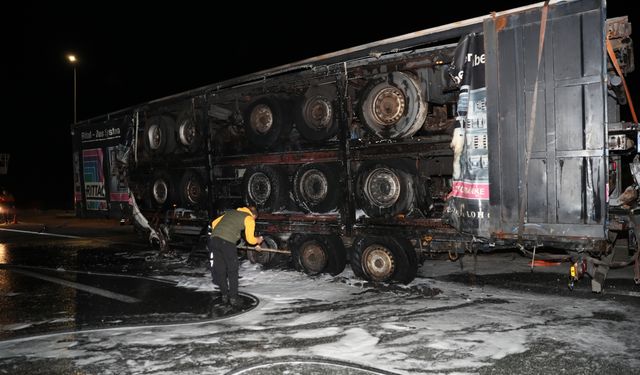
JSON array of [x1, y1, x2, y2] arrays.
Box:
[[486, 0, 607, 240]]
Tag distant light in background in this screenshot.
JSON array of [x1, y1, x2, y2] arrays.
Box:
[[67, 54, 78, 123], [0, 243, 8, 264]]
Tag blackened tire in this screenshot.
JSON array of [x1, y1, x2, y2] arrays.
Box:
[[149, 171, 177, 209], [176, 110, 204, 153], [243, 97, 292, 148], [291, 234, 346, 276], [247, 235, 278, 268], [243, 165, 288, 212], [143, 115, 176, 155], [326, 235, 347, 275], [294, 86, 339, 142], [399, 236, 418, 283], [293, 163, 340, 213], [356, 161, 415, 218], [348, 239, 367, 280], [351, 236, 416, 284], [179, 170, 207, 208], [358, 72, 427, 139]]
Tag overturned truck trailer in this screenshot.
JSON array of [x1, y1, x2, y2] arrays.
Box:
[[71, 0, 639, 290]]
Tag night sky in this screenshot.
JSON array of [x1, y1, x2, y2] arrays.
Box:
[[4, 1, 637, 209]]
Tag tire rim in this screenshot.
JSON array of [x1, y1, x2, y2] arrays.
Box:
[[364, 167, 401, 208], [184, 178, 202, 205], [178, 118, 197, 146], [300, 240, 328, 273], [148, 124, 162, 150], [249, 104, 274, 134], [299, 169, 328, 204], [304, 96, 333, 130], [152, 179, 168, 204], [247, 172, 271, 204], [371, 86, 405, 126], [362, 244, 395, 281]]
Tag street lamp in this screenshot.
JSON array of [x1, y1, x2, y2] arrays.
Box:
[[67, 54, 78, 123]]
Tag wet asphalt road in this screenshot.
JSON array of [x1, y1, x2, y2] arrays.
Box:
[[0, 228, 256, 340], [2, 218, 640, 374]]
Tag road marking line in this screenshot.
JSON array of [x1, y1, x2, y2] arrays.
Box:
[[0, 228, 82, 239], [0, 264, 178, 285], [10, 268, 141, 303]]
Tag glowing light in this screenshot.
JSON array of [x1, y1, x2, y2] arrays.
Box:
[[0, 243, 8, 264], [67, 54, 77, 63]]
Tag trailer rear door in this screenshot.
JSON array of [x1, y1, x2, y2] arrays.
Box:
[[485, 0, 607, 241]]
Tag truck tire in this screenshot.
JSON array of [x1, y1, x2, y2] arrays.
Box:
[[398, 236, 418, 283], [243, 97, 292, 148], [293, 163, 340, 213], [143, 115, 176, 156], [294, 86, 339, 142], [358, 72, 427, 139], [149, 171, 177, 209], [243, 165, 288, 212], [327, 235, 347, 275], [247, 235, 281, 268], [351, 236, 416, 284], [356, 161, 415, 218], [348, 242, 367, 280], [179, 170, 206, 208], [291, 234, 346, 276], [176, 110, 204, 153]]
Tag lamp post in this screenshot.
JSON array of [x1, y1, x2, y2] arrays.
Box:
[[67, 54, 78, 123]]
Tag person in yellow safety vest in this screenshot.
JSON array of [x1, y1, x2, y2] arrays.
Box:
[[209, 206, 263, 307]]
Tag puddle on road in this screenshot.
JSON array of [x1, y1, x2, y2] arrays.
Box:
[[0, 242, 259, 341]]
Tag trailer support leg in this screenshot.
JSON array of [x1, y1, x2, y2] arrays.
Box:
[[530, 245, 537, 272], [591, 251, 615, 293]]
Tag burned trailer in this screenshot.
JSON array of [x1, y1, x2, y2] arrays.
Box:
[[71, 0, 639, 289]]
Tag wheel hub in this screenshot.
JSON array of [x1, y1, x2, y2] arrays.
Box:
[[185, 179, 202, 204], [179, 119, 196, 146], [364, 167, 401, 208], [152, 179, 168, 204], [250, 104, 274, 134], [372, 87, 405, 126], [300, 169, 328, 203], [300, 241, 328, 273], [304, 96, 332, 130], [362, 244, 395, 281], [248, 172, 271, 204], [148, 124, 162, 150]]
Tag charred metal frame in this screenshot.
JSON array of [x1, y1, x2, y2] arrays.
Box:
[[70, 1, 637, 288]]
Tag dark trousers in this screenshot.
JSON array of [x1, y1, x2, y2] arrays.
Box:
[[208, 236, 239, 298]]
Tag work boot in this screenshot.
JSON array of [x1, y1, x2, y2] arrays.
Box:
[[229, 296, 242, 308], [220, 294, 229, 305]]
